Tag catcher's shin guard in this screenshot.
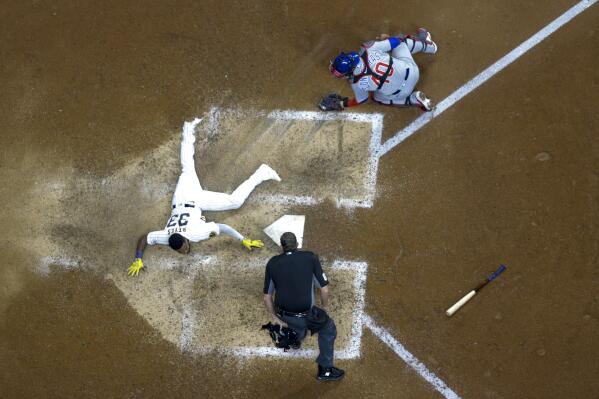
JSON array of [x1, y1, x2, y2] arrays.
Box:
[[404, 28, 437, 54]]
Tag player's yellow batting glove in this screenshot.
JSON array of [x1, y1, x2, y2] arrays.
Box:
[[127, 258, 144, 276], [242, 238, 264, 251]]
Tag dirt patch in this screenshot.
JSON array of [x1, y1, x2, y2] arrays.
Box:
[[199, 108, 377, 205], [22, 113, 373, 358]]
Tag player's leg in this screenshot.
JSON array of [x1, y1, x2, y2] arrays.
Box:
[[316, 317, 337, 368], [374, 63, 421, 105], [196, 164, 281, 211], [172, 118, 203, 207], [374, 91, 432, 112], [380, 90, 432, 111], [390, 40, 417, 64], [396, 28, 437, 56]]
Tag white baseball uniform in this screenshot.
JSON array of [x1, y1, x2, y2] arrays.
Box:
[[351, 36, 435, 106], [147, 118, 279, 246]]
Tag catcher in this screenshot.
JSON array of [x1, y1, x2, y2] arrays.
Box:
[[319, 28, 438, 112]]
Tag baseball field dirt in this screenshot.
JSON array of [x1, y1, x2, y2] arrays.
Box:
[[1, 1, 598, 398]]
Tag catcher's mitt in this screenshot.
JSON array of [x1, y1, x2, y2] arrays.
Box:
[[318, 93, 347, 111]]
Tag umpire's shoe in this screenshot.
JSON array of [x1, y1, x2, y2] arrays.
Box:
[[317, 365, 345, 381]]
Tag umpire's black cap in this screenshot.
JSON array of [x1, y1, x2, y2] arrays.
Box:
[[280, 232, 298, 252]]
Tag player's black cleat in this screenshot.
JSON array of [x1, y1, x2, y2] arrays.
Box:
[[317, 365, 345, 381]]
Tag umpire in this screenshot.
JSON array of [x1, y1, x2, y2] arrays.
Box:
[[263, 232, 345, 381]]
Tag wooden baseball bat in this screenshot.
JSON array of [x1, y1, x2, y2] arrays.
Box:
[[446, 264, 506, 317]]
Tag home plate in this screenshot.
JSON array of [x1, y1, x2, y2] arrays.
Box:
[[264, 215, 305, 248]]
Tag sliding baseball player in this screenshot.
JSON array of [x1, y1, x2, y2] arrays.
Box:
[[128, 118, 281, 276]]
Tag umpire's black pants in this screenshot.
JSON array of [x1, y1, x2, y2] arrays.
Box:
[[279, 313, 337, 368]]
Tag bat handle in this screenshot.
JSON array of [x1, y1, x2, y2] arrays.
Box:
[[488, 264, 507, 281]]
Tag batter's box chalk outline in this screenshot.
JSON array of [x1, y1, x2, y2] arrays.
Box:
[[363, 314, 460, 399], [205, 107, 384, 209], [178, 260, 367, 359]]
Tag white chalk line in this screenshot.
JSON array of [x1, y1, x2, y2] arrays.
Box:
[[40, 257, 453, 395], [250, 193, 319, 207], [38, 256, 82, 275], [335, 261, 368, 359], [36, 0, 597, 383], [363, 314, 460, 399], [180, 259, 368, 360], [267, 109, 383, 124], [359, 3, 596, 396], [377, 0, 598, 157], [39, 254, 456, 396], [207, 107, 384, 209], [205, 107, 221, 138], [267, 110, 383, 209], [179, 304, 195, 352], [366, 113, 384, 202], [56, 108, 383, 210]]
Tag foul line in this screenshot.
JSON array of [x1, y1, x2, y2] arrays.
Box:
[[377, 0, 598, 157], [363, 314, 460, 399]]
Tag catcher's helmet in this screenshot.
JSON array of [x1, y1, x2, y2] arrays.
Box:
[[329, 52, 360, 78]]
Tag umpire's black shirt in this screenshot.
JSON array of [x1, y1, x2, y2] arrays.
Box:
[[263, 250, 329, 313]]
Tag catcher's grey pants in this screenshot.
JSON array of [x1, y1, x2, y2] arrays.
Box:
[[280, 314, 337, 368], [374, 37, 435, 106]]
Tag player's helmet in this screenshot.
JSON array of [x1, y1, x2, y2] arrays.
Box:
[[329, 52, 360, 78]]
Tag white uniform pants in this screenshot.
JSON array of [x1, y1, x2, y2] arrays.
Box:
[[374, 38, 429, 105], [172, 119, 267, 211]]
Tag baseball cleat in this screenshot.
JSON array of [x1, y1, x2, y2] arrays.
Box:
[[417, 28, 438, 53], [414, 91, 433, 112], [256, 163, 281, 182], [417, 28, 432, 42], [317, 366, 345, 381]]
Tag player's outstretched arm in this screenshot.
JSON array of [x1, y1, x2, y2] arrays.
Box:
[[343, 97, 364, 108], [217, 223, 264, 251], [128, 234, 148, 276], [343, 84, 370, 109]]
